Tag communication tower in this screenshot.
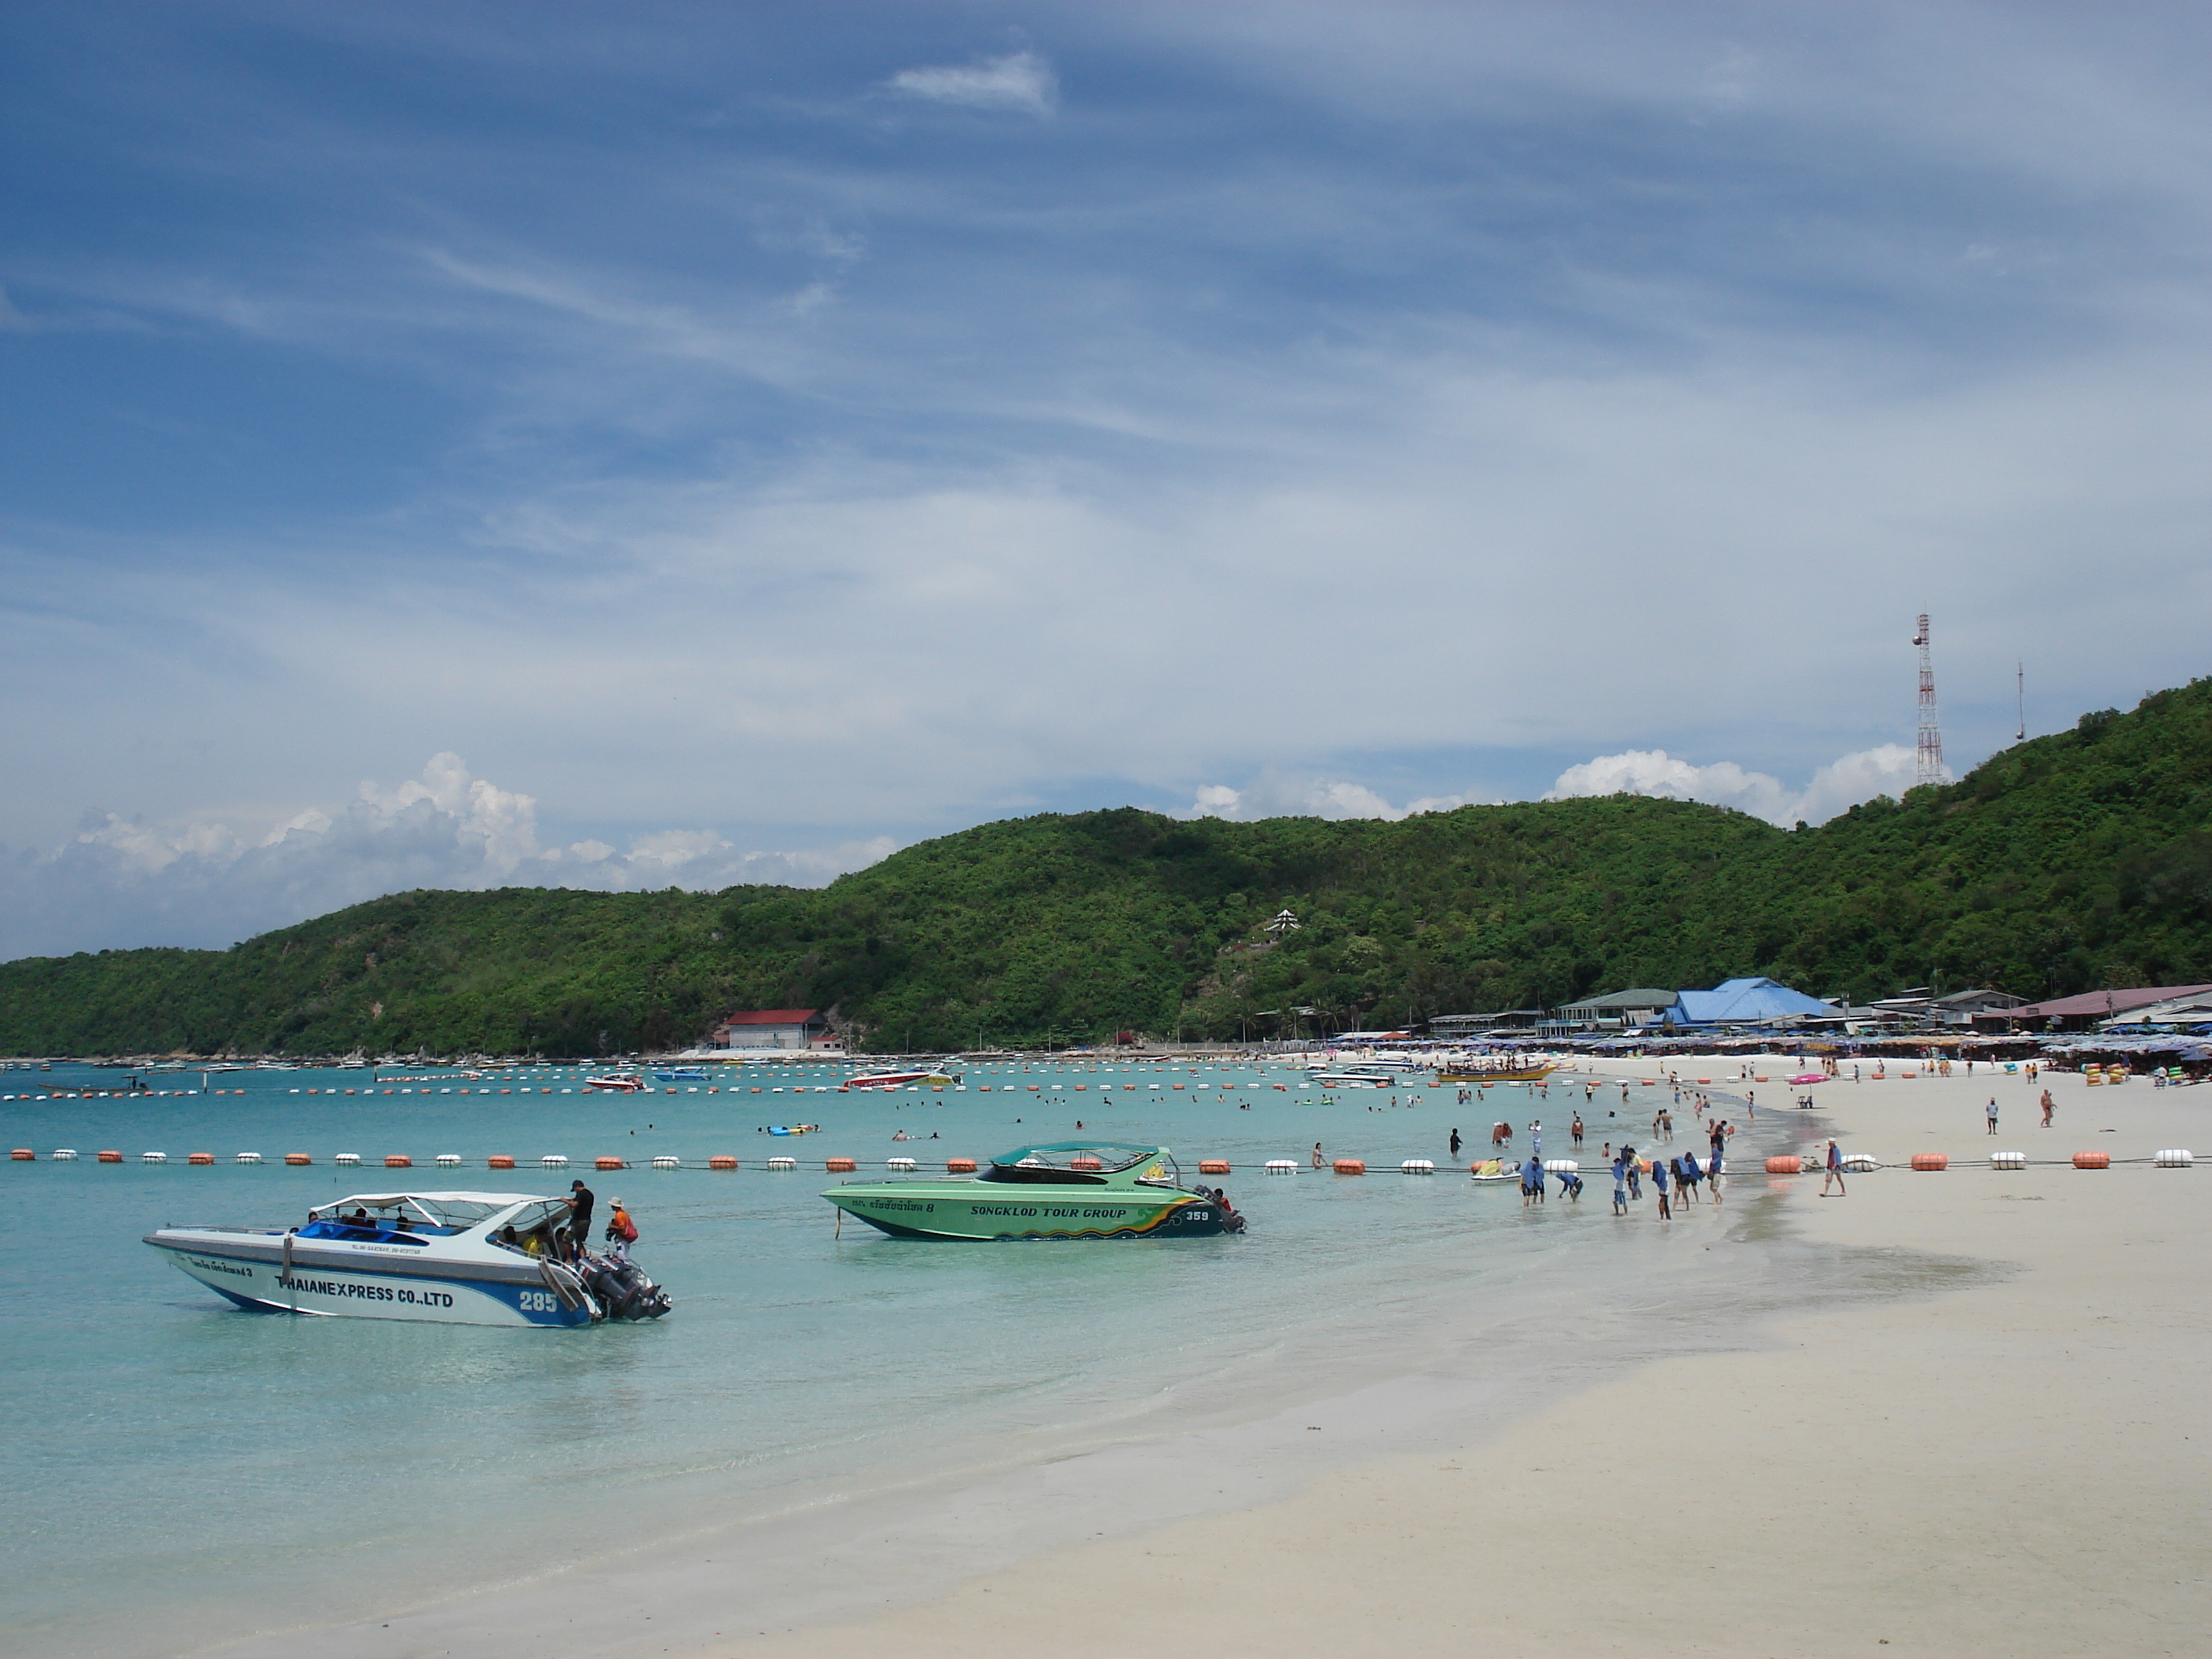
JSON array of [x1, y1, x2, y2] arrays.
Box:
[[1912, 613, 1944, 788]]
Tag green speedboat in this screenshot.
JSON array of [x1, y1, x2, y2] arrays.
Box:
[[822, 1141, 1238, 1240]]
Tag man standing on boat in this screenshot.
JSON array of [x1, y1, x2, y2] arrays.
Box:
[[567, 1179, 595, 1261]]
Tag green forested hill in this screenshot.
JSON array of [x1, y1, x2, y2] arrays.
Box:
[[5, 679, 2210, 1056]]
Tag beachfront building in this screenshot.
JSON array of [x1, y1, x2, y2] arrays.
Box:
[[1430, 1009, 1547, 1040], [1662, 976, 1835, 1028], [2097, 988, 2212, 1031], [1870, 987, 2027, 1028], [1551, 987, 1680, 1034], [716, 1007, 837, 1050], [1998, 984, 2212, 1033]]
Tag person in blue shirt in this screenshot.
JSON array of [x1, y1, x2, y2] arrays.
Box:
[[1521, 1154, 1545, 1206], [1683, 1150, 1704, 1203], [1651, 1154, 1672, 1220], [1611, 1155, 1629, 1214]]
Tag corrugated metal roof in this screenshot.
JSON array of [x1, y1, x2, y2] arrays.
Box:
[[1558, 987, 1679, 1013], [2011, 984, 2212, 1019], [722, 1008, 822, 1025]]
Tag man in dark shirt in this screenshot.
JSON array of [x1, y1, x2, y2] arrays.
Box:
[[567, 1180, 595, 1260]]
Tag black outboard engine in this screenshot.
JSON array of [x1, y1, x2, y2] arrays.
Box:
[[582, 1255, 675, 1320]]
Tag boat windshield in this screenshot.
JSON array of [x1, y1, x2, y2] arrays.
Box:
[[483, 1199, 575, 1258]]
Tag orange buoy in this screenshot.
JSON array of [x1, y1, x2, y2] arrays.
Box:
[[97, 1150, 123, 1163], [1697, 1077, 1712, 1085], [1333, 1159, 1367, 1175], [1172, 1082, 1185, 1090], [1910, 1152, 1948, 1172], [2072, 1150, 2111, 1170], [9, 1148, 33, 1161], [1765, 1155, 1802, 1174], [487, 1154, 516, 1170], [1754, 1075, 1769, 1083], [1198, 1159, 1230, 1174], [385, 1155, 412, 1168], [825, 1156, 858, 1173], [708, 1155, 739, 1170], [188, 1152, 215, 1166], [1069, 1156, 1103, 1170], [285, 1152, 312, 1166], [947, 1157, 979, 1173]]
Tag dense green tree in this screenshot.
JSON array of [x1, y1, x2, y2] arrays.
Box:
[[5, 678, 2209, 1056]]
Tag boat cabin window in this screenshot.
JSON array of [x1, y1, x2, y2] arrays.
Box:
[[487, 1199, 572, 1257]]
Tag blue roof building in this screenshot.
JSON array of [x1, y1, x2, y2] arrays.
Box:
[[1664, 977, 1833, 1027]]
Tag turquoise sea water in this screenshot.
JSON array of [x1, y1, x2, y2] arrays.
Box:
[[1, 1057, 1784, 1656]]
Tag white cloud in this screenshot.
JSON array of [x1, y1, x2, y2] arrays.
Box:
[[888, 50, 1058, 115], [1546, 742, 1925, 826], [0, 755, 895, 961], [1179, 774, 1496, 822]]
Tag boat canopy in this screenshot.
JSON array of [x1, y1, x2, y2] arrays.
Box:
[[307, 1192, 552, 1230]]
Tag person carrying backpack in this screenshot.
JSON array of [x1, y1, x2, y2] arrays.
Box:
[[603, 1199, 640, 1261]]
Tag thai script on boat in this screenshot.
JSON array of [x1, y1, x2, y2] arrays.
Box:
[[188, 1255, 253, 1278]]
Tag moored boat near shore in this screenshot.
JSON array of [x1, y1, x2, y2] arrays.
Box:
[[822, 1141, 1236, 1240], [145, 1191, 672, 1325]]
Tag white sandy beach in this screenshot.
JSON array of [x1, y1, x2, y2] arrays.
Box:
[[188, 1060, 2211, 1659], [724, 1061, 2210, 1659]]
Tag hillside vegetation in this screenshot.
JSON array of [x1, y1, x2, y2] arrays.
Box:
[[4, 679, 2209, 1056]]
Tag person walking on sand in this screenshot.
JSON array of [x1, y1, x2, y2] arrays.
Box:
[[1986, 1097, 2000, 1135], [1821, 1138, 1847, 1196], [2041, 1089, 2056, 1127]]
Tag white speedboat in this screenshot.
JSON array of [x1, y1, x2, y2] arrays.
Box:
[[584, 1071, 648, 1092], [144, 1190, 673, 1327], [1310, 1071, 1396, 1088]]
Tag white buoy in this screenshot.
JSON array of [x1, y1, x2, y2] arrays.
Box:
[[2155, 1148, 2195, 1168], [767, 1155, 797, 1170], [1990, 1151, 2027, 1170], [886, 1156, 917, 1170], [53, 1149, 77, 1161], [1841, 1153, 1880, 1173], [334, 1153, 361, 1166], [435, 1153, 462, 1168], [1265, 1159, 1297, 1173], [141, 1152, 167, 1163], [236, 1152, 263, 1165], [540, 1154, 569, 1168], [1543, 1159, 1579, 1174], [651, 1155, 680, 1170], [1401, 1159, 1436, 1174]]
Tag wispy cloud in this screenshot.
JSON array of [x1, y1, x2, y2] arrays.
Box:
[[0, 755, 894, 960], [888, 50, 1058, 116]]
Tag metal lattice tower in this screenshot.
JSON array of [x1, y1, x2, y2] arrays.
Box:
[[1912, 613, 1944, 787]]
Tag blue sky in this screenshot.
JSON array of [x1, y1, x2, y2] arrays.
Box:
[[5, 2, 2210, 957]]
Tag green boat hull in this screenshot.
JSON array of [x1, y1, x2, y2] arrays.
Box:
[[824, 1142, 1236, 1241]]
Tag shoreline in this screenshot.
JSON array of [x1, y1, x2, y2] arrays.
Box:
[[27, 1060, 2209, 1658]]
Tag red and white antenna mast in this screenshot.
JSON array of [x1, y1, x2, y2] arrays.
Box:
[[1912, 613, 1944, 787]]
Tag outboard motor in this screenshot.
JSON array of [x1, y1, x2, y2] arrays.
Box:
[[582, 1255, 674, 1320]]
